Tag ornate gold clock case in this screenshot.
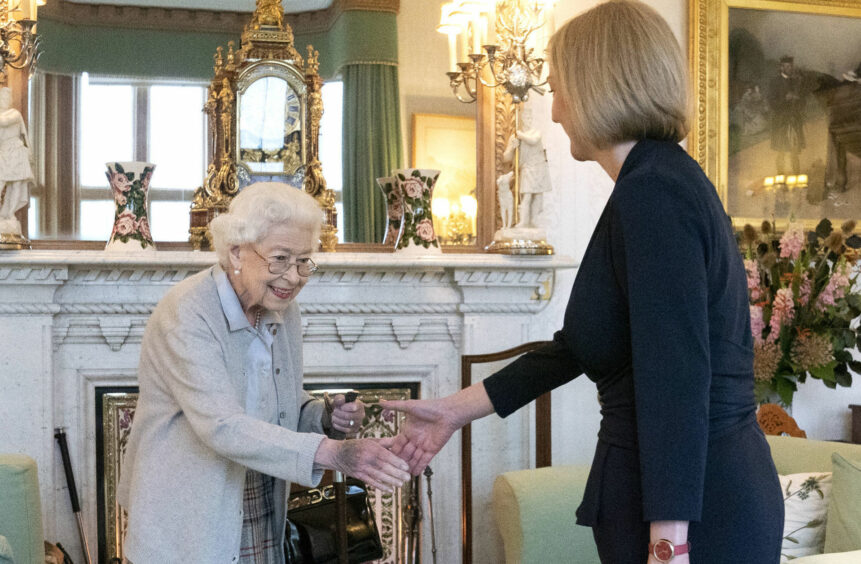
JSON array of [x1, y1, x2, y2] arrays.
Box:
[[189, 0, 337, 251]]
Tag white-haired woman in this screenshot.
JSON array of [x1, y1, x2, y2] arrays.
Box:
[[385, 2, 783, 563], [118, 182, 409, 563]]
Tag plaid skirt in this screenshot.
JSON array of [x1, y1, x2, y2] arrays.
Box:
[[239, 469, 282, 564]]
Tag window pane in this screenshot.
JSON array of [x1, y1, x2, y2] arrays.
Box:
[[319, 81, 343, 193], [150, 85, 206, 190], [150, 201, 192, 241], [80, 200, 115, 241], [80, 82, 133, 187]]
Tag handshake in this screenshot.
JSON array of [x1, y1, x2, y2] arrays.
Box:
[[316, 387, 485, 493]]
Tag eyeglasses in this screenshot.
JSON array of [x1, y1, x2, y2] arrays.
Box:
[[252, 248, 318, 277]]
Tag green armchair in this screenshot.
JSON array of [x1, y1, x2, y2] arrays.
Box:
[[492, 435, 861, 563], [0, 454, 44, 564]]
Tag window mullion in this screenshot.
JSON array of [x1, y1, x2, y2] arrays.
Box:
[[135, 86, 149, 162]]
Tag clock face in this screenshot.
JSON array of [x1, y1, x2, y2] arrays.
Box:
[[284, 87, 301, 138], [653, 540, 674, 561]]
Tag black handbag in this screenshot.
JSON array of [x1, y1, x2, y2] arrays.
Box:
[[286, 478, 384, 564]]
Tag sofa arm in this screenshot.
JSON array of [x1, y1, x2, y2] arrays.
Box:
[[0, 454, 44, 564], [492, 465, 600, 564], [788, 550, 861, 563]]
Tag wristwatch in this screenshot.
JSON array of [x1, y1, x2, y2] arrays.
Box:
[[649, 539, 690, 562]]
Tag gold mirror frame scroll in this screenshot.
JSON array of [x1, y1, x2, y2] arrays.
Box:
[[189, 0, 337, 252], [689, 0, 861, 232]]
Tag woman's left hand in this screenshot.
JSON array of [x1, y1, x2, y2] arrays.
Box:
[[329, 394, 365, 436]]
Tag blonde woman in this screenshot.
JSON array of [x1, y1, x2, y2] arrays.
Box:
[[385, 2, 783, 562], [119, 183, 409, 563]]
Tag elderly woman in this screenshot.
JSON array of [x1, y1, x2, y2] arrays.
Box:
[[385, 2, 783, 563], [118, 182, 409, 563]]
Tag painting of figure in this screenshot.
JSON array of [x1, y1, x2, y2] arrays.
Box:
[[726, 7, 861, 223]]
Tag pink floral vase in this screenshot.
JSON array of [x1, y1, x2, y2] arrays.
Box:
[[393, 168, 441, 253], [105, 162, 156, 251], [377, 176, 404, 246]]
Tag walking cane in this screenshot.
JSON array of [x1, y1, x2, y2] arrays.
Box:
[[54, 427, 93, 564], [330, 391, 358, 564]]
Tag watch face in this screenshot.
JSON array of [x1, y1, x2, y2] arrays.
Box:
[[653, 540, 674, 561]]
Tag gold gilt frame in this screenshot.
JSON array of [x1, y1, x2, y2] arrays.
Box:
[[189, 0, 337, 251], [689, 0, 861, 231]]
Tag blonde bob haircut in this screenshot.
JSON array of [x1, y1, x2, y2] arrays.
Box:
[[548, 0, 690, 150], [209, 182, 322, 268]]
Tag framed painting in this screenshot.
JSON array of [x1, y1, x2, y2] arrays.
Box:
[[96, 387, 138, 564], [411, 113, 478, 246], [690, 0, 861, 230]]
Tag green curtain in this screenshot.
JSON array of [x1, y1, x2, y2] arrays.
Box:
[[342, 63, 403, 243], [37, 11, 398, 81]]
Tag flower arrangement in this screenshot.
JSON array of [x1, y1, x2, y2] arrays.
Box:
[[740, 219, 861, 406]]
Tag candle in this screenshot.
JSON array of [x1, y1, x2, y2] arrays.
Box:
[[448, 33, 458, 72], [471, 13, 481, 54]]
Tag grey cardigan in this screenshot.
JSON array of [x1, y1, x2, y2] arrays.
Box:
[[117, 266, 326, 563]]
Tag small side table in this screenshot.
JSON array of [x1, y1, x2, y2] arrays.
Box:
[[851, 404, 861, 444]]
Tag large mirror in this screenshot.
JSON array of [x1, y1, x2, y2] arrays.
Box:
[[26, 0, 487, 249]]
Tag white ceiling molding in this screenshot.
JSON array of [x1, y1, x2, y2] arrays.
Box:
[[66, 0, 334, 13]]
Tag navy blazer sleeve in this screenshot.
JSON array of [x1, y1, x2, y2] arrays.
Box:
[[609, 172, 711, 522], [483, 329, 582, 417]]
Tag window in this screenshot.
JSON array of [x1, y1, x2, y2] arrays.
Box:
[[319, 80, 344, 242], [79, 74, 207, 242]]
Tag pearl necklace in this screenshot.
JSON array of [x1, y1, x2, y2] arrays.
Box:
[[254, 309, 261, 332]]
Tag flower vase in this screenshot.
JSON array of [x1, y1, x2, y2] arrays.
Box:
[[393, 168, 441, 254], [105, 162, 156, 251], [376, 176, 404, 246]]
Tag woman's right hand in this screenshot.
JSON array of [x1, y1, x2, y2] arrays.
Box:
[[314, 437, 410, 492]]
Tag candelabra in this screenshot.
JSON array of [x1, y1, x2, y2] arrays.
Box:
[[0, 0, 41, 82], [441, 0, 551, 104]]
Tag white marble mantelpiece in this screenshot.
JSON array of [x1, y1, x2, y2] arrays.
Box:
[[0, 250, 576, 564]]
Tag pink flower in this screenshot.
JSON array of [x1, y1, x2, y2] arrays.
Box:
[[136, 216, 152, 241], [114, 210, 137, 236], [798, 273, 812, 306], [401, 178, 424, 199], [744, 259, 762, 301], [142, 170, 153, 192], [817, 261, 851, 310], [750, 305, 765, 342], [779, 223, 804, 260], [769, 287, 795, 338], [416, 218, 435, 242], [108, 170, 131, 203], [389, 199, 404, 218]]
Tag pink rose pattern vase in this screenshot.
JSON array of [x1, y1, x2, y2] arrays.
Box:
[[393, 168, 441, 252], [377, 176, 404, 246], [105, 161, 156, 251]]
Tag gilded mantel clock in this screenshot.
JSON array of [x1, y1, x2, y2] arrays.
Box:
[[189, 0, 337, 251]]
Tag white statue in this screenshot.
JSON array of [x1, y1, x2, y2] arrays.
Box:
[[502, 106, 551, 229], [0, 87, 34, 238], [496, 170, 514, 229]]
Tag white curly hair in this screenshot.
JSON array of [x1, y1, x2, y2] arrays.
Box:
[[209, 182, 322, 268]]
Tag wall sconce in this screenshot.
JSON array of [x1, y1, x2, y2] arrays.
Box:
[[0, 0, 42, 82]]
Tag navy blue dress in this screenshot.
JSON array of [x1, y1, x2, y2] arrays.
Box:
[[484, 139, 783, 563]]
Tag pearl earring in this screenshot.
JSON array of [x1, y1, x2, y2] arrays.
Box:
[[234, 268, 241, 275]]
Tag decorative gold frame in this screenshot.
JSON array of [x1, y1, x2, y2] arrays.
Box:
[[100, 391, 138, 563], [189, 0, 337, 251], [689, 0, 861, 230]]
